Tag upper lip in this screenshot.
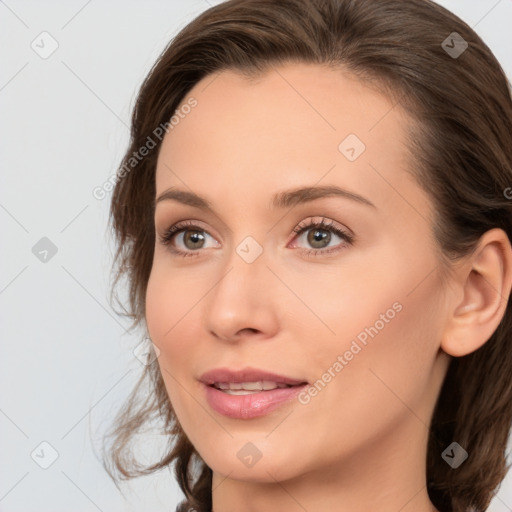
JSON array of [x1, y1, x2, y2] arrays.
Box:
[[199, 366, 308, 386]]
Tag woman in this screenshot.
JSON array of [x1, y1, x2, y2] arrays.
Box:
[[102, 1, 512, 511]]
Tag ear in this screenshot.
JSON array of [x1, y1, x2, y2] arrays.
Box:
[[441, 228, 512, 357]]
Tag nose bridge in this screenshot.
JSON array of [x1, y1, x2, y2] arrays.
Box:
[[211, 237, 268, 309], [203, 236, 279, 340]]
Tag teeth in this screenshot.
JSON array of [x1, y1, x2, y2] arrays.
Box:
[[223, 389, 261, 395], [213, 380, 293, 391]]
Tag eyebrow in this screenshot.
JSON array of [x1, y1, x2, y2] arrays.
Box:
[[155, 185, 376, 211]]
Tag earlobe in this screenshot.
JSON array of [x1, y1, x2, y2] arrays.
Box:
[[441, 228, 512, 358]]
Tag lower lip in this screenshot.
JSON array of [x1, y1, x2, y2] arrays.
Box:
[[203, 383, 307, 419]]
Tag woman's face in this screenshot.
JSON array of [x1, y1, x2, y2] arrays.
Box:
[[146, 63, 452, 496]]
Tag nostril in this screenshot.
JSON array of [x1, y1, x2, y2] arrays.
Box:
[[237, 328, 259, 335]]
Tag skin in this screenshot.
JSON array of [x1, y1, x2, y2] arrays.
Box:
[[145, 62, 512, 512]]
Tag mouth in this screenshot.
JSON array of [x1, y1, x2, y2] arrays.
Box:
[[209, 380, 304, 395], [199, 367, 309, 419]]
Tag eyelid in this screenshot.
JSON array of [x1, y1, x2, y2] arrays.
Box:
[[290, 216, 353, 238], [288, 217, 354, 252], [158, 219, 220, 245]]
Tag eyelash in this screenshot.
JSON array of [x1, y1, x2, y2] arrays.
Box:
[[158, 217, 354, 259]]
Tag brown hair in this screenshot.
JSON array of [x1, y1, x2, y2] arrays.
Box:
[[102, 1, 512, 511]]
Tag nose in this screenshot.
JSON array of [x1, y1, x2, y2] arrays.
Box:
[[203, 247, 280, 343]]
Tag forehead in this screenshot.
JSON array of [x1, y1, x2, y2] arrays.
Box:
[[155, 63, 428, 221]]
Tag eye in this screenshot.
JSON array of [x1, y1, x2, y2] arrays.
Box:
[[290, 217, 353, 256], [158, 220, 219, 258]]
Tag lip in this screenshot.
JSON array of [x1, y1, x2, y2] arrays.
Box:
[[199, 366, 308, 419], [203, 383, 308, 419], [199, 366, 307, 386]]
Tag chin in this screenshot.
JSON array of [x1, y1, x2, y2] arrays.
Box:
[[201, 441, 306, 483]]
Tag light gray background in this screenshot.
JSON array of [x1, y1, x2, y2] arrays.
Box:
[[1, 1, 511, 511]]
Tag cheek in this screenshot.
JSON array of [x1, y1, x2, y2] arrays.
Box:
[[290, 241, 444, 434], [145, 258, 205, 344], [297, 264, 444, 453], [145, 267, 197, 391], [145, 262, 210, 399], [145, 269, 175, 345]]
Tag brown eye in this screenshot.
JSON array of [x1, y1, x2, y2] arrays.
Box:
[[291, 218, 353, 255], [159, 221, 220, 257], [182, 230, 206, 250]]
